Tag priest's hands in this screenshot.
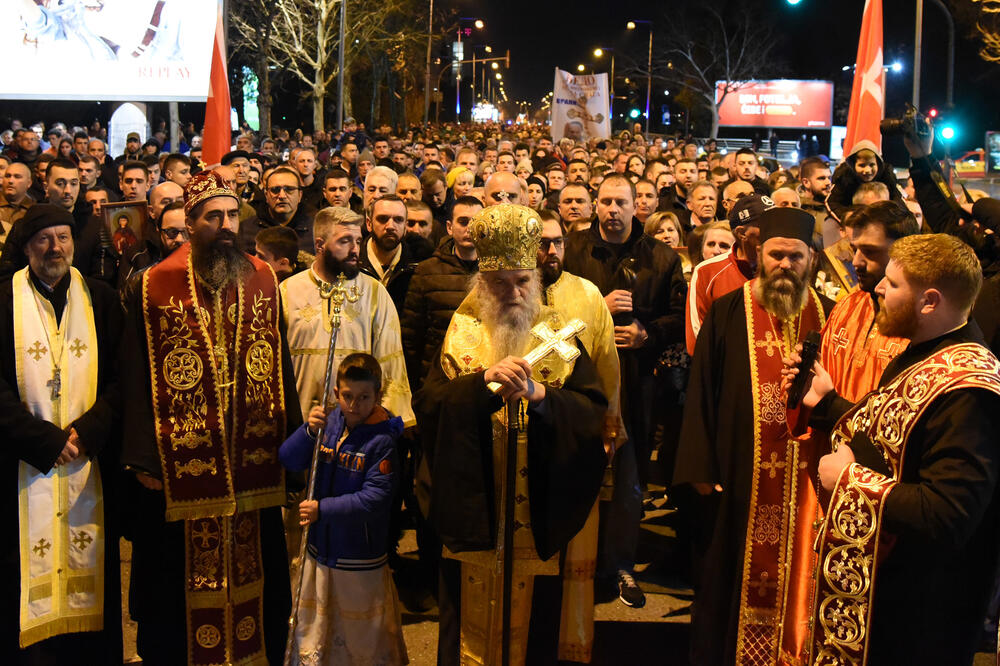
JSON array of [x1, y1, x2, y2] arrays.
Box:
[[299, 500, 319, 526], [818, 445, 855, 491], [605, 289, 633, 315], [54, 428, 84, 467], [780, 344, 834, 408], [135, 472, 163, 491], [484, 357, 545, 404], [692, 483, 724, 495], [614, 319, 648, 349]]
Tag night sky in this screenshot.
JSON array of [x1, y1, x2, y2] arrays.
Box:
[[460, 0, 999, 154]]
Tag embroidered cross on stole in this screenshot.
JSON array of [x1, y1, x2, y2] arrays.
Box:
[[736, 280, 826, 665]]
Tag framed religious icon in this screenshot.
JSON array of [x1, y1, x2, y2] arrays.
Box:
[[815, 239, 858, 301], [103, 200, 147, 256]]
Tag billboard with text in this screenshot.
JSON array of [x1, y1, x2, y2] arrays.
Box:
[[716, 80, 834, 130], [0, 0, 217, 102]]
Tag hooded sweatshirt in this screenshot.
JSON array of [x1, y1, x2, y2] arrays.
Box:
[[826, 139, 903, 223]]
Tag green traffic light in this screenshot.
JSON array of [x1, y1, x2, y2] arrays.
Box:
[[941, 126, 956, 141], [629, 108, 641, 119]]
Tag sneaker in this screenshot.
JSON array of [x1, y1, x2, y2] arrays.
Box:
[[617, 570, 646, 608]]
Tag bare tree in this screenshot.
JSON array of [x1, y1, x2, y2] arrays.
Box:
[[654, 1, 780, 138], [233, 0, 428, 132], [230, 0, 278, 137]]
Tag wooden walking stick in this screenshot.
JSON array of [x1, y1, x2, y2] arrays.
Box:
[[284, 273, 359, 666], [487, 319, 586, 666]]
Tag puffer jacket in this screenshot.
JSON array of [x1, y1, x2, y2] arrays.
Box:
[[826, 139, 903, 223], [400, 237, 478, 389], [278, 406, 402, 570]]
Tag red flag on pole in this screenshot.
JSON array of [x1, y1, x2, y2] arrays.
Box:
[[844, 0, 885, 153], [202, 1, 231, 167]]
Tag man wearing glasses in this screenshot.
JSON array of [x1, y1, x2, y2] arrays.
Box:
[[240, 167, 314, 255]]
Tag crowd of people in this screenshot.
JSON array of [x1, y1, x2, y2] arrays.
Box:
[[2, 112, 1000, 666]]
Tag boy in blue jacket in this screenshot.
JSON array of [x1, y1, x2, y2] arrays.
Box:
[[279, 352, 409, 665]]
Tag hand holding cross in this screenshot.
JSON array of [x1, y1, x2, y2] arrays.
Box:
[[485, 319, 586, 400]]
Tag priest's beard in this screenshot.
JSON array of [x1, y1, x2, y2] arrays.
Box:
[[755, 263, 809, 320], [875, 295, 919, 338], [192, 230, 253, 290], [471, 272, 542, 363], [320, 245, 360, 280], [34, 246, 74, 285]]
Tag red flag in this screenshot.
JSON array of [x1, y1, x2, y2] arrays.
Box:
[[202, 2, 231, 167], [844, 0, 885, 153]]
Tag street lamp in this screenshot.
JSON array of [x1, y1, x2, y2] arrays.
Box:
[[577, 64, 586, 73], [627, 19, 654, 135], [454, 18, 484, 119], [593, 46, 616, 123]]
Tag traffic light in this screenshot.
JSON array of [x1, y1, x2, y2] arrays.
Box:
[[629, 108, 641, 119], [927, 107, 938, 119], [940, 125, 956, 141]]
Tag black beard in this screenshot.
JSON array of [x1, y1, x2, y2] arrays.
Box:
[[192, 230, 253, 290], [540, 259, 562, 286], [321, 245, 360, 280], [374, 230, 401, 254]]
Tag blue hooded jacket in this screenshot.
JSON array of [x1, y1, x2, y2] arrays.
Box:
[[279, 406, 402, 570]]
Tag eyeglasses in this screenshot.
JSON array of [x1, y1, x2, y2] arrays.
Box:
[[161, 228, 188, 240], [539, 238, 564, 250], [267, 185, 300, 195]]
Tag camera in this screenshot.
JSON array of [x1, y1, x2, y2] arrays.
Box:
[[880, 103, 932, 141]]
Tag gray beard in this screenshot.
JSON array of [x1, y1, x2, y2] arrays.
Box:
[[754, 267, 808, 321], [469, 272, 542, 364]]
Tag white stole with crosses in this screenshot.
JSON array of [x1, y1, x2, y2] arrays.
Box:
[[12, 266, 104, 647]]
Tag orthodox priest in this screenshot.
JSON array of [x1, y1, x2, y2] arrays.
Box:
[[121, 171, 302, 666], [818, 201, 918, 402], [802, 234, 1000, 665], [0, 204, 122, 662], [415, 203, 608, 666], [280, 205, 413, 424], [675, 207, 833, 665]]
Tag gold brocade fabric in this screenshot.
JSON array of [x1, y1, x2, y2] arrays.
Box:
[[544, 271, 621, 662], [440, 294, 577, 666], [812, 343, 1000, 665]]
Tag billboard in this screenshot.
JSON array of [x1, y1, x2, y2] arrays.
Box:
[[551, 69, 611, 142], [0, 0, 218, 102], [716, 80, 834, 130]]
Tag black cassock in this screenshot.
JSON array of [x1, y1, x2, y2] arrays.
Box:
[[118, 285, 302, 666], [0, 270, 123, 665], [414, 341, 608, 564], [811, 322, 1000, 665], [673, 288, 831, 665]]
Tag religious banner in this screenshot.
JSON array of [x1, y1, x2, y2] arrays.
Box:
[[551, 69, 611, 143]]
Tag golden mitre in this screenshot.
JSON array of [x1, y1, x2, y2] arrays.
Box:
[[469, 203, 542, 272]]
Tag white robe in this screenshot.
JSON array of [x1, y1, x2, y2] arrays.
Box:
[[280, 268, 414, 426]]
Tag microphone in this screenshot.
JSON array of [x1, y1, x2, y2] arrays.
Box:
[[786, 330, 822, 409]]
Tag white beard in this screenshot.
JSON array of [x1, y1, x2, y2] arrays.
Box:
[[469, 272, 542, 364]]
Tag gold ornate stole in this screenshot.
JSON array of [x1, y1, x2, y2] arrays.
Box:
[[142, 244, 286, 665], [13, 267, 104, 647], [812, 343, 1000, 665], [737, 280, 825, 665]]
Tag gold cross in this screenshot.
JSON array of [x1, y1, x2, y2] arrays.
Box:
[[72, 530, 93, 551], [320, 273, 361, 329], [69, 338, 88, 358], [191, 520, 219, 550], [831, 327, 850, 354], [33, 538, 51, 558], [755, 331, 783, 358], [761, 451, 786, 479], [486, 319, 587, 393], [748, 570, 777, 597], [26, 341, 48, 361], [877, 340, 903, 364]]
